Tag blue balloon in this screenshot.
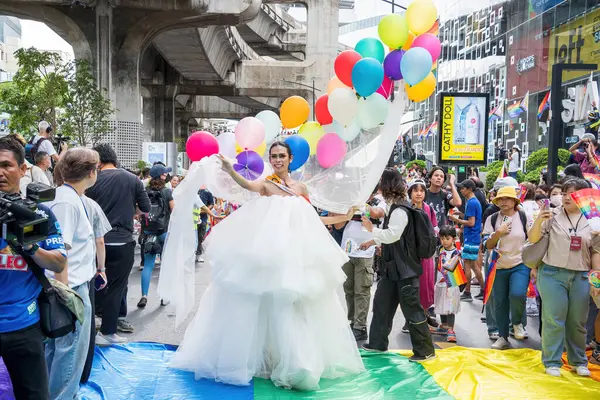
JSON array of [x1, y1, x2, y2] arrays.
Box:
[[400, 47, 433, 86], [352, 58, 384, 98], [354, 38, 385, 63], [284, 135, 310, 171]]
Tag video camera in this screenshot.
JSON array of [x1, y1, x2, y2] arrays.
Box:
[[53, 133, 71, 153], [0, 183, 56, 246]]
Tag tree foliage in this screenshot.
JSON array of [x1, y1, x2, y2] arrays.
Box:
[[405, 159, 426, 170], [59, 60, 114, 147], [525, 148, 571, 172]]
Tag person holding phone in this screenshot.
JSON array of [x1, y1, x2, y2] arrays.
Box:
[[569, 137, 600, 174]]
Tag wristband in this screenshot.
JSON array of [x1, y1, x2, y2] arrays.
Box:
[[24, 243, 40, 256], [97, 267, 106, 273]]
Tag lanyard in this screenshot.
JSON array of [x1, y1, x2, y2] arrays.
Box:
[[564, 212, 583, 235], [63, 184, 89, 219]]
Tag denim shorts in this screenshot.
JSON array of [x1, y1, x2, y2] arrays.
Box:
[[462, 243, 480, 260]]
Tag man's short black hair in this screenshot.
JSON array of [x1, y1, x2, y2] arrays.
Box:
[[34, 151, 49, 165], [0, 136, 25, 165], [93, 143, 118, 165]]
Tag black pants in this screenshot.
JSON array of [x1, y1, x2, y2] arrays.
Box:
[[81, 279, 96, 383], [196, 221, 207, 255], [369, 277, 435, 357], [96, 242, 135, 335], [0, 323, 48, 399]]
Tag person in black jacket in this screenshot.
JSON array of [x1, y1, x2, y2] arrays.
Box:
[[358, 168, 436, 362]]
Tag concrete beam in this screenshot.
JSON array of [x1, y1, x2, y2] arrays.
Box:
[[176, 96, 253, 120]]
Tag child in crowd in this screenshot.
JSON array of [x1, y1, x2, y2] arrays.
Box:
[[430, 225, 465, 342]]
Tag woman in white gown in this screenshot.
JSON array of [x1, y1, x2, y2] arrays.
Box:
[[169, 141, 365, 390]]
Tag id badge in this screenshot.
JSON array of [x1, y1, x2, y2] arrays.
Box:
[[570, 236, 582, 251]]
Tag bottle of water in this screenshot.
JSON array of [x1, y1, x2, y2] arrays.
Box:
[[465, 100, 481, 144]]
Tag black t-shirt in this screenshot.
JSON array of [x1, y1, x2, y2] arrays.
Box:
[[425, 189, 453, 227], [86, 168, 151, 244], [482, 204, 499, 226]]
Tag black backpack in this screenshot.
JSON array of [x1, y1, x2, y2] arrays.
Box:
[[141, 189, 169, 233], [397, 204, 437, 259], [490, 210, 528, 239], [25, 137, 49, 164]]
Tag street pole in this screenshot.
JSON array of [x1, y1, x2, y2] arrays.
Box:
[[381, 0, 407, 13], [549, 63, 597, 184], [281, 79, 321, 119]]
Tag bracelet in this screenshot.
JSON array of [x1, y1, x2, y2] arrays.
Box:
[[97, 268, 106, 273]]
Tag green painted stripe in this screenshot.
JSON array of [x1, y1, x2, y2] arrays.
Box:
[[253, 351, 454, 399]]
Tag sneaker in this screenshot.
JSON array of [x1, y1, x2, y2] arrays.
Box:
[[409, 353, 436, 363], [117, 318, 134, 333], [352, 328, 368, 341], [586, 340, 598, 351], [575, 365, 591, 377], [137, 297, 147, 308], [427, 316, 439, 328], [545, 367, 561, 377], [361, 343, 386, 352], [96, 332, 128, 347], [95, 316, 102, 331], [446, 330, 457, 343], [491, 337, 511, 350], [474, 292, 484, 301], [590, 350, 600, 366], [488, 331, 500, 340], [521, 326, 529, 339], [429, 326, 448, 336], [138, 265, 144, 271], [460, 292, 473, 302], [480, 316, 487, 323], [513, 324, 526, 340], [401, 323, 409, 333], [196, 256, 204, 263]]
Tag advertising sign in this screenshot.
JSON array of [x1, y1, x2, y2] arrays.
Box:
[[547, 7, 600, 83], [437, 93, 490, 166], [142, 142, 167, 165], [529, 0, 566, 17]]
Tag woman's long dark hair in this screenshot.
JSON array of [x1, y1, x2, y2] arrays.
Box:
[[148, 176, 166, 191], [380, 168, 406, 204]]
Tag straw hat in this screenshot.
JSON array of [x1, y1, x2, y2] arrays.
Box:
[[493, 186, 520, 205]]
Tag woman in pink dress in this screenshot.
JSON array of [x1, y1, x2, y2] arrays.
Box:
[[408, 180, 437, 323]]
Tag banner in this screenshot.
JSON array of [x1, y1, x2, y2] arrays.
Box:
[[547, 7, 600, 83], [438, 93, 489, 166]]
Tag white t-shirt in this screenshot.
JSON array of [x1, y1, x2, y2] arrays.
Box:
[[81, 196, 112, 239], [341, 197, 387, 258], [508, 152, 520, 172], [482, 211, 534, 269], [31, 135, 57, 157], [45, 186, 95, 288], [20, 165, 51, 198]]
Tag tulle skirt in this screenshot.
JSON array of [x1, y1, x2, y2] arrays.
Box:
[[169, 195, 365, 390]]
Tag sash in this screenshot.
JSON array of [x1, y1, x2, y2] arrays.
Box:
[[266, 174, 310, 203]]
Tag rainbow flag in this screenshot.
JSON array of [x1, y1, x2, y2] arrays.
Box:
[[527, 279, 539, 298], [489, 102, 504, 123], [584, 173, 600, 189], [517, 184, 528, 202], [507, 102, 523, 118], [448, 262, 467, 288], [483, 249, 499, 304], [520, 91, 529, 113], [498, 159, 508, 179], [425, 122, 438, 139], [537, 91, 550, 119]]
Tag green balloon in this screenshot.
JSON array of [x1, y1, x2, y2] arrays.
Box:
[[355, 38, 385, 63]]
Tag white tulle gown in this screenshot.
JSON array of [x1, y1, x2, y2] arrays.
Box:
[[168, 190, 365, 390]]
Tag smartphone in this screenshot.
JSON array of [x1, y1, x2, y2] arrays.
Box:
[[541, 198, 550, 210], [95, 274, 107, 291]]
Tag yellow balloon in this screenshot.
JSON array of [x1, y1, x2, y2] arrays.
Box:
[[406, 0, 438, 35], [378, 14, 409, 49], [403, 32, 415, 50], [236, 141, 266, 156], [280, 96, 310, 129], [406, 73, 436, 103], [327, 76, 348, 96], [298, 121, 325, 156]]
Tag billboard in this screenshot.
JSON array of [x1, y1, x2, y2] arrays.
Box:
[[547, 7, 600, 83], [437, 93, 490, 166]]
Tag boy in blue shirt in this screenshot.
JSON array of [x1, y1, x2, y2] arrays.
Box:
[[0, 136, 67, 399], [449, 179, 484, 302]]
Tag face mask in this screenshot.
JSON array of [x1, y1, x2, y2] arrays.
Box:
[[550, 195, 562, 207]]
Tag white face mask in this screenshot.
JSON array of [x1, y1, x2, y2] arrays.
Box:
[[550, 195, 562, 207]]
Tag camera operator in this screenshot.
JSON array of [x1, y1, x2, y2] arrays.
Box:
[[569, 137, 600, 174], [29, 121, 68, 164], [0, 137, 67, 400]]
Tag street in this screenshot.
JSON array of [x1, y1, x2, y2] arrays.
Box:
[[122, 249, 542, 352]]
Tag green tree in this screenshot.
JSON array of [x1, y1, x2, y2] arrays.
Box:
[[60, 60, 114, 147], [0, 48, 67, 135], [525, 148, 571, 172], [405, 160, 426, 170]]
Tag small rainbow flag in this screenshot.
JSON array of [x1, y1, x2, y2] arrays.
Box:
[[520, 91, 529, 113], [570, 188, 600, 220], [537, 91, 550, 119], [584, 173, 600, 189], [438, 253, 467, 288], [527, 279, 539, 298], [517, 184, 528, 202], [507, 102, 523, 118], [498, 160, 508, 179], [425, 122, 438, 139], [483, 250, 499, 304]]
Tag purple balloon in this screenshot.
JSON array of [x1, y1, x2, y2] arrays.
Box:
[[383, 49, 405, 81], [234, 150, 264, 181]]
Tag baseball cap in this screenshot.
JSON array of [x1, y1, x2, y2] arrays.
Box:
[[456, 179, 476, 190], [149, 164, 172, 179], [493, 177, 519, 191]]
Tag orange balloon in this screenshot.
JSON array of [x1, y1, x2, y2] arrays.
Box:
[[327, 76, 349, 95], [280, 96, 310, 129], [403, 32, 415, 50], [406, 73, 436, 102]]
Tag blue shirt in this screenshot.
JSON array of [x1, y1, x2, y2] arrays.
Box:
[[463, 197, 482, 245], [198, 190, 214, 223], [0, 204, 67, 333]]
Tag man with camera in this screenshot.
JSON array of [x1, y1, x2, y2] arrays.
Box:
[[569, 136, 600, 174], [28, 121, 68, 164], [0, 137, 67, 399]]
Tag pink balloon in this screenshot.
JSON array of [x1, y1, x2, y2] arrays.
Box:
[[186, 131, 219, 162], [376, 75, 394, 99], [235, 117, 265, 150], [412, 33, 441, 62], [316, 133, 348, 168]]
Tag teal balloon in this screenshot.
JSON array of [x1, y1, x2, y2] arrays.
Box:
[[355, 38, 385, 63], [400, 47, 433, 86], [352, 58, 384, 98]]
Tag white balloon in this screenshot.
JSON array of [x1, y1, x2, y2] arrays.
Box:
[[324, 120, 361, 142], [328, 88, 359, 127], [216, 132, 237, 159], [255, 110, 282, 143], [357, 93, 390, 129]]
